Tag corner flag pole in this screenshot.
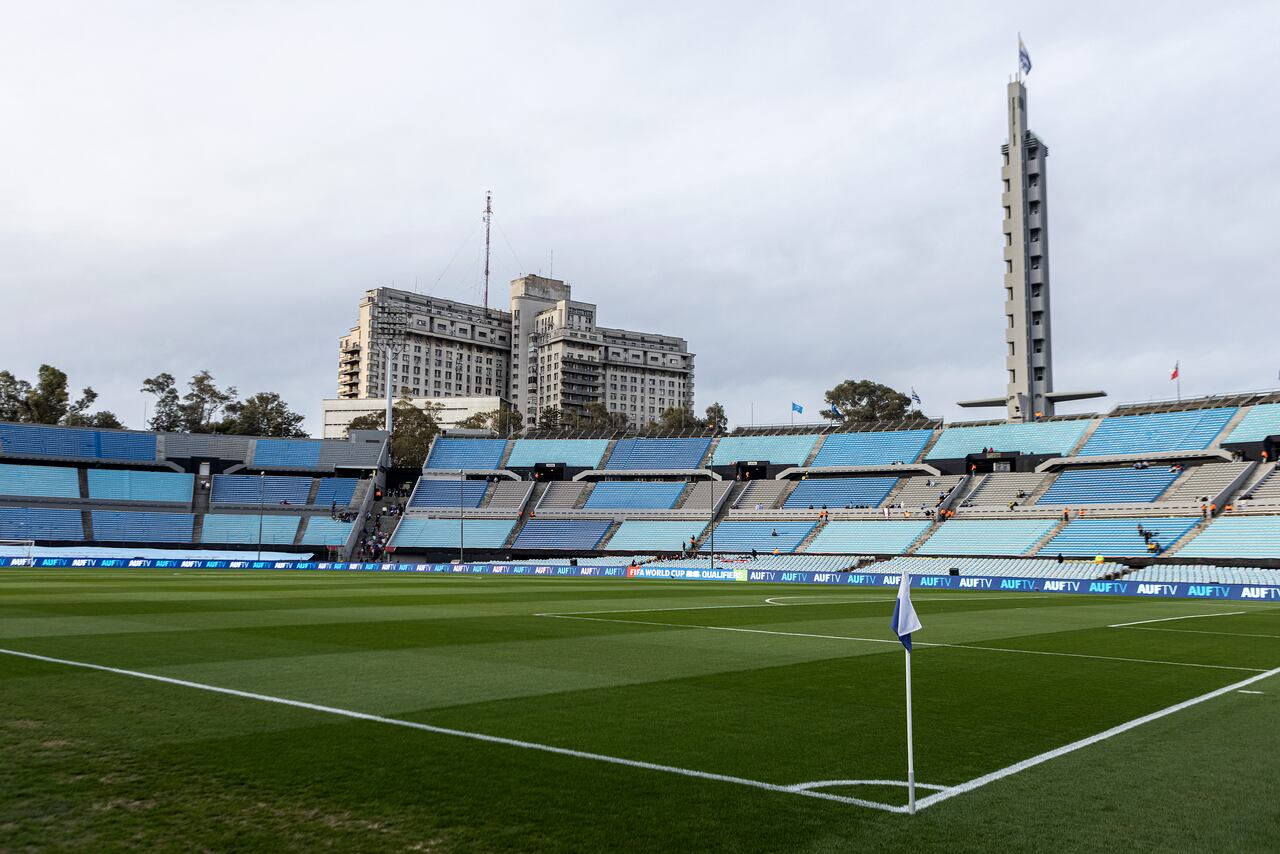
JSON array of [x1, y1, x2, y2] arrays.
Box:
[[905, 646, 916, 814]]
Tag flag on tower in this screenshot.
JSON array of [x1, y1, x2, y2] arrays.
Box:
[[910, 388, 923, 406], [830, 403, 844, 418], [1019, 36, 1033, 76], [1170, 362, 1180, 381], [791, 402, 804, 414], [891, 572, 923, 652]]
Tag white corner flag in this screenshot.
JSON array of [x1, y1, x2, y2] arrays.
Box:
[[890, 572, 923, 814]]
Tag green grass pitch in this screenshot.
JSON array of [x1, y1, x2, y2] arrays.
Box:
[[2, 568, 1278, 851]]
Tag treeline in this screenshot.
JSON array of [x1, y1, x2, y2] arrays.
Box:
[[0, 365, 309, 438]]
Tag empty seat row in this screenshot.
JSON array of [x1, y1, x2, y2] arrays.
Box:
[[927, 420, 1090, 460], [960, 472, 1048, 506], [1079, 408, 1236, 456], [201, 514, 300, 545], [0, 463, 80, 499], [1041, 517, 1198, 557], [1224, 403, 1280, 443], [0, 506, 84, 540], [313, 478, 358, 507], [299, 517, 355, 547], [0, 423, 156, 462], [409, 478, 488, 509], [784, 477, 898, 509], [485, 480, 532, 509], [703, 520, 816, 553], [811, 430, 933, 467], [424, 438, 507, 470], [806, 520, 931, 554], [1037, 468, 1178, 505], [91, 510, 194, 543], [1178, 515, 1280, 559], [711, 434, 819, 466], [211, 475, 312, 505], [391, 518, 517, 549], [915, 519, 1058, 556], [605, 437, 712, 470], [512, 519, 612, 550], [604, 521, 706, 552], [583, 481, 685, 510], [87, 469, 193, 502], [506, 439, 609, 469], [251, 439, 322, 468]]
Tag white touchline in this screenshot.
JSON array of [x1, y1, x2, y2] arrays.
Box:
[[1237, 690, 1264, 694], [538, 594, 1056, 618], [1108, 610, 1246, 628], [0, 646, 907, 814], [541, 614, 1267, 673], [914, 665, 1280, 812], [1119, 627, 1280, 641]]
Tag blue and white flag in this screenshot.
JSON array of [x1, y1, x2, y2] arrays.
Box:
[[910, 387, 922, 406], [891, 572, 923, 651], [1019, 36, 1032, 76], [791, 402, 804, 414], [830, 403, 844, 418]]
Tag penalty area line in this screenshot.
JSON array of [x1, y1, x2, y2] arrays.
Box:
[[1108, 610, 1246, 628], [0, 646, 905, 814], [915, 664, 1280, 812]]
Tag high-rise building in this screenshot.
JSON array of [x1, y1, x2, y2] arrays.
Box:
[[335, 276, 695, 428], [960, 79, 1103, 420]]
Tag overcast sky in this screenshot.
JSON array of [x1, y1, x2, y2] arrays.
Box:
[[2, 1, 1278, 434]]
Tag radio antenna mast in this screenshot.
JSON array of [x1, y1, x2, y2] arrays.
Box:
[[482, 190, 493, 310]]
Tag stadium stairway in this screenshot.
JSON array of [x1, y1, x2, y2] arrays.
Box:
[[878, 477, 911, 508], [191, 513, 204, 543], [794, 518, 828, 552], [305, 479, 321, 506], [902, 519, 940, 554], [801, 437, 826, 467], [914, 427, 945, 462], [1162, 517, 1213, 556], [1026, 517, 1071, 556], [1064, 417, 1104, 457], [1025, 472, 1059, 505], [1213, 407, 1253, 446], [76, 468, 89, 500], [80, 508, 94, 540], [597, 519, 625, 550], [496, 441, 515, 470]]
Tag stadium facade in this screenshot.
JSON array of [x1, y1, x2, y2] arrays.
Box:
[[336, 275, 695, 429]]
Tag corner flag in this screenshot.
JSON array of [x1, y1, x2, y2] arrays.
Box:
[[891, 572, 923, 651]]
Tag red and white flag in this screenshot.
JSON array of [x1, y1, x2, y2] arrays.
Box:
[[1170, 362, 1180, 381]]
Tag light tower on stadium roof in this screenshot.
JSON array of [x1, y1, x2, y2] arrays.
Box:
[[958, 60, 1104, 422]]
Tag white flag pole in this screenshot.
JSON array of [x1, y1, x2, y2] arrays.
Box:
[[905, 647, 916, 814]]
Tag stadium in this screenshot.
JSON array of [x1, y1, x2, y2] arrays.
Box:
[[4, 9, 1279, 854]]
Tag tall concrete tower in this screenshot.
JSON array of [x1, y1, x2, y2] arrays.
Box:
[[958, 79, 1103, 422], [1001, 80, 1052, 420]]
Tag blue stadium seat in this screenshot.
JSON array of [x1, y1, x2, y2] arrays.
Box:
[[1079, 408, 1236, 456], [87, 469, 193, 502], [711, 435, 820, 466], [252, 439, 322, 468], [512, 519, 613, 550], [1037, 468, 1179, 505], [201, 514, 300, 545], [313, 478, 358, 507], [915, 519, 1058, 555], [91, 510, 194, 543], [0, 506, 84, 540], [506, 439, 609, 469], [0, 463, 80, 499], [927, 421, 1090, 460], [300, 517, 356, 547], [211, 475, 312, 505], [1224, 404, 1280, 443], [409, 478, 487, 508], [604, 438, 712, 470], [0, 423, 156, 462], [784, 477, 898, 509], [704, 521, 816, 553], [805, 520, 931, 554], [424, 438, 507, 470], [604, 521, 706, 552], [390, 518, 516, 549], [583, 481, 685, 509], [811, 431, 933, 467], [1041, 517, 1198, 557], [1177, 516, 1280, 560]]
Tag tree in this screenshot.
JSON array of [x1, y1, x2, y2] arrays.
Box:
[[141, 371, 237, 433], [347, 399, 442, 469], [0, 365, 121, 427], [222, 392, 308, 437], [820, 380, 922, 422], [704, 402, 728, 433], [571, 403, 628, 431], [534, 407, 566, 430], [657, 406, 699, 429], [457, 408, 524, 437]]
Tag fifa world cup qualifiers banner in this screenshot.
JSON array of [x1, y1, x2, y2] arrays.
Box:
[[4, 555, 1280, 601]]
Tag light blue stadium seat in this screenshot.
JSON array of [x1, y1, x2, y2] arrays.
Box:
[[390, 518, 516, 549], [0, 463, 80, 499], [299, 517, 355, 547], [409, 478, 488, 508], [252, 439, 322, 468], [91, 510, 194, 543], [506, 439, 609, 469], [711, 435, 820, 466], [512, 519, 612, 550], [784, 477, 898, 509], [87, 469, 193, 502], [805, 520, 931, 554], [1079, 408, 1236, 456], [0, 506, 84, 540], [927, 421, 1090, 460], [313, 478, 358, 507], [704, 521, 816, 553], [1177, 516, 1280, 560], [1037, 468, 1178, 505], [604, 438, 712, 470], [605, 521, 706, 552], [0, 423, 156, 462], [583, 481, 685, 509], [1224, 404, 1280, 444], [1041, 517, 1198, 557], [211, 475, 312, 505], [424, 438, 507, 470], [200, 514, 300, 545], [811, 431, 933, 467], [915, 519, 1058, 555]]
